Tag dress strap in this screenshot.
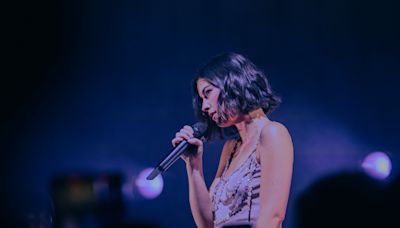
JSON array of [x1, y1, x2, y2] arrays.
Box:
[[227, 139, 241, 169]]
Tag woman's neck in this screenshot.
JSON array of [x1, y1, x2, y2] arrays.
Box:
[[235, 108, 269, 144]]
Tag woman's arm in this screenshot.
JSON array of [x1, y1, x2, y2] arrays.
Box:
[[186, 158, 214, 228], [255, 122, 294, 228], [186, 139, 235, 228], [173, 126, 233, 228]]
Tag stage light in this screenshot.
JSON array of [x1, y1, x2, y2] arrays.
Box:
[[135, 168, 164, 199], [362, 152, 392, 180]]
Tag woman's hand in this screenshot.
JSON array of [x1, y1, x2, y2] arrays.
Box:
[[171, 125, 204, 167]]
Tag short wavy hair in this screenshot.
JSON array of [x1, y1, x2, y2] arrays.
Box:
[[192, 52, 281, 141]]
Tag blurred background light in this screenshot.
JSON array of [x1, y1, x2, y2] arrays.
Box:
[[135, 168, 164, 199], [362, 151, 392, 180]]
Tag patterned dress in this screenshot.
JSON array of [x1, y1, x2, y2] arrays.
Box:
[[209, 140, 262, 228]]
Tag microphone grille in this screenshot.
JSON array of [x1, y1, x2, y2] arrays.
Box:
[[192, 122, 208, 138]]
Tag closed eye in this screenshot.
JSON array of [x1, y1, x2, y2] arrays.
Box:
[[204, 89, 212, 98], [201, 85, 212, 99]]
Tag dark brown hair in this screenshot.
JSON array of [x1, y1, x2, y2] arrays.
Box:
[[192, 52, 281, 141]]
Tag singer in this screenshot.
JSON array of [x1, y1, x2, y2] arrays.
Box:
[[171, 53, 293, 228]]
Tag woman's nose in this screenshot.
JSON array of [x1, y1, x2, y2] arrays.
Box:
[[201, 100, 210, 112]]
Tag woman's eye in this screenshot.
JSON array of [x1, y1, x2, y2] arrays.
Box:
[[205, 89, 212, 96]]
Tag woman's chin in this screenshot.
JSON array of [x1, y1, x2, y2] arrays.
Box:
[[216, 121, 232, 128]]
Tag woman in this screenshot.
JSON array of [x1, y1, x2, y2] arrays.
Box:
[[172, 53, 293, 228]]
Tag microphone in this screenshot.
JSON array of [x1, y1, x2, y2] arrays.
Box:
[[146, 122, 208, 180]]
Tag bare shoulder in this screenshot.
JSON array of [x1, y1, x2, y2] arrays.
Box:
[[258, 121, 293, 157], [260, 121, 291, 141]]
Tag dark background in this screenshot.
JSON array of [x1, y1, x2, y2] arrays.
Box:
[[2, 0, 399, 227]]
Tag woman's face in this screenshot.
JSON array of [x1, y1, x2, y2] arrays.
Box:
[[197, 78, 241, 127], [197, 78, 220, 122]]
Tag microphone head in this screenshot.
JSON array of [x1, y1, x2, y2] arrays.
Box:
[[192, 122, 208, 138]]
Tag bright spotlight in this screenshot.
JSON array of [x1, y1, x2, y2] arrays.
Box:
[[362, 152, 392, 180], [135, 168, 164, 199]]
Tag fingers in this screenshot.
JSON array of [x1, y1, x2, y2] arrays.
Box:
[[171, 132, 191, 147], [172, 136, 185, 147], [187, 138, 203, 147], [171, 125, 201, 147], [180, 126, 194, 139], [183, 125, 194, 135]]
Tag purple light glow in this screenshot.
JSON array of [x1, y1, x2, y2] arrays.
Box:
[[135, 168, 164, 199], [362, 152, 392, 180]]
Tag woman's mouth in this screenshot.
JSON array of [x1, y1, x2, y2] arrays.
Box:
[[210, 112, 217, 121]]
